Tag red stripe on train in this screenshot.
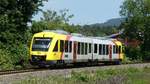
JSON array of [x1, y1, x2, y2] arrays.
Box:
[[60, 35, 71, 60], [109, 45, 112, 61], [73, 41, 77, 63]]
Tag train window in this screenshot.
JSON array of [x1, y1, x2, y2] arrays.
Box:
[[81, 43, 84, 55], [113, 45, 116, 54], [81, 43, 82, 55], [94, 44, 97, 53], [89, 43, 91, 53], [99, 44, 102, 55], [103, 45, 106, 55], [53, 41, 58, 52], [119, 46, 121, 53], [69, 41, 72, 52], [106, 45, 109, 55], [85, 43, 87, 55], [60, 40, 64, 52], [77, 42, 80, 54], [116, 46, 119, 53], [65, 41, 68, 52]]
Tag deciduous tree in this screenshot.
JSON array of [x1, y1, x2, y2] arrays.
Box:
[[120, 0, 150, 60]]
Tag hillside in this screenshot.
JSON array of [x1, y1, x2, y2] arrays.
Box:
[[91, 18, 125, 27]]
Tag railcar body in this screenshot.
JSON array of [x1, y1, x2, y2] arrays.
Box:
[[29, 30, 124, 66]]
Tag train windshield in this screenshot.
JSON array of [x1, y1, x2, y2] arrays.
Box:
[[32, 38, 52, 51]]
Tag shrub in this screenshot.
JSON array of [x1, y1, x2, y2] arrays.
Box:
[[125, 46, 143, 62], [142, 51, 150, 61], [10, 44, 30, 68], [0, 49, 14, 70], [0, 42, 30, 70]]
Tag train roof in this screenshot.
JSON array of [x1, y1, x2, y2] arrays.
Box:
[[41, 30, 117, 41], [33, 30, 122, 45]]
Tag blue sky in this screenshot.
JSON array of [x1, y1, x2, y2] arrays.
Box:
[[33, 0, 124, 25]]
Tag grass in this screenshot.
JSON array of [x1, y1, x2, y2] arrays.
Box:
[[14, 67, 150, 84]]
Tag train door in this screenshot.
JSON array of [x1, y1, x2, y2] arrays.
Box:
[[93, 43, 99, 60], [103, 45, 109, 60], [98, 44, 103, 60], [63, 41, 72, 63], [112, 45, 118, 59], [53, 40, 60, 59], [88, 43, 92, 60]]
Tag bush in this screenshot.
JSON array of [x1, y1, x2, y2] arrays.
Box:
[[143, 51, 150, 61], [122, 56, 133, 64], [0, 42, 30, 70], [10, 43, 30, 68], [0, 49, 14, 70], [125, 46, 143, 62]]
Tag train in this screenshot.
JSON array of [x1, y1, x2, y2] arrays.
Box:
[[29, 30, 124, 67]]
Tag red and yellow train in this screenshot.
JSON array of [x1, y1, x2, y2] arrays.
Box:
[[29, 30, 124, 67]]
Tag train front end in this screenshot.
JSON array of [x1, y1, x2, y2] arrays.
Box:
[[29, 32, 56, 66]]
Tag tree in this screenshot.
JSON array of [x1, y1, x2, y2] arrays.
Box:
[[120, 0, 150, 60], [31, 9, 76, 33], [0, 0, 47, 44], [0, 0, 47, 69]]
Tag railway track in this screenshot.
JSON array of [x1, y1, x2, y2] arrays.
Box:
[[0, 68, 48, 76], [0, 62, 149, 76], [0, 64, 112, 76]]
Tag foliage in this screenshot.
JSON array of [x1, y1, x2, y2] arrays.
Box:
[[142, 51, 150, 61], [0, 0, 47, 43], [31, 9, 78, 34], [0, 49, 14, 70], [14, 67, 150, 84], [0, 43, 30, 69], [120, 0, 150, 61], [125, 46, 142, 61], [122, 56, 133, 64], [0, 0, 46, 70], [41, 9, 74, 24]]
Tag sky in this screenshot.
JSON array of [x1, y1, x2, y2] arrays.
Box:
[[33, 0, 124, 25]]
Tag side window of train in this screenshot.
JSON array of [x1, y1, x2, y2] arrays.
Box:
[[60, 40, 64, 52], [119, 46, 121, 53], [65, 41, 68, 52], [99, 44, 102, 55], [77, 42, 80, 54], [103, 45, 106, 55], [89, 43, 91, 53], [53, 40, 58, 52], [113, 45, 116, 54], [69, 41, 72, 52], [106, 45, 109, 55], [116, 46, 119, 53], [94, 44, 97, 53], [81, 42, 84, 55], [85, 43, 87, 55]]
